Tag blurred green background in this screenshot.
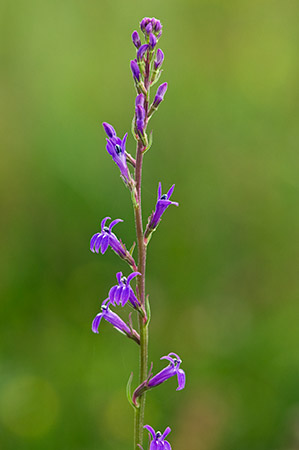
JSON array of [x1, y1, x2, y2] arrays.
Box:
[[1, 0, 299, 449]]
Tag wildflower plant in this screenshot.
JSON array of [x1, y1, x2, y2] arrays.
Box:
[[90, 17, 185, 450]]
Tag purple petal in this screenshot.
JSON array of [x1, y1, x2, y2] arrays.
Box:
[[109, 218, 123, 232], [121, 286, 130, 306], [92, 313, 103, 333], [100, 234, 109, 254], [116, 272, 123, 284], [127, 271, 141, 284], [109, 285, 118, 304], [157, 182, 162, 200], [121, 133, 128, 152], [94, 234, 103, 253], [176, 369, 186, 391], [161, 427, 171, 440], [166, 352, 180, 360], [144, 425, 156, 440], [90, 233, 100, 251], [129, 290, 140, 308], [101, 216, 111, 230], [160, 354, 175, 364], [114, 286, 123, 305], [166, 184, 175, 199], [164, 442, 172, 450], [149, 442, 158, 450]]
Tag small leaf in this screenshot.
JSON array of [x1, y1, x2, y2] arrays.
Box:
[[126, 372, 137, 409], [129, 241, 136, 256], [145, 295, 151, 327], [143, 130, 153, 154], [131, 116, 138, 141], [151, 69, 163, 87]]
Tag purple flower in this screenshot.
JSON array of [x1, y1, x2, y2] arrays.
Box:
[[149, 33, 157, 50], [109, 271, 141, 308], [133, 352, 185, 406], [103, 122, 130, 183], [130, 59, 140, 82], [153, 82, 168, 108], [145, 183, 178, 237], [132, 30, 141, 49], [154, 49, 164, 70], [90, 216, 125, 257], [148, 353, 185, 391], [144, 425, 172, 450], [92, 299, 131, 334], [137, 44, 148, 61], [92, 299, 140, 344]]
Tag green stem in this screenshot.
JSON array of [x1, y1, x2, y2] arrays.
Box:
[[134, 47, 152, 450], [133, 141, 148, 450]]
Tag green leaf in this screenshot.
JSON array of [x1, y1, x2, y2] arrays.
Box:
[[145, 295, 151, 327], [126, 372, 137, 409]]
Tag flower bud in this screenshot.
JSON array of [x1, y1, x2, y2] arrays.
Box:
[[132, 30, 141, 49], [135, 105, 145, 133], [137, 44, 148, 61], [154, 49, 164, 70], [145, 22, 153, 34], [153, 20, 162, 34], [153, 82, 168, 107], [135, 93, 145, 108], [149, 33, 157, 50], [130, 59, 140, 82], [102, 122, 116, 139]]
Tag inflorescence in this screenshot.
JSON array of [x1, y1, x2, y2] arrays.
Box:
[[90, 17, 185, 450]]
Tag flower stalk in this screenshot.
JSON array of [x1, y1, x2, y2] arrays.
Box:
[[89, 17, 185, 450]]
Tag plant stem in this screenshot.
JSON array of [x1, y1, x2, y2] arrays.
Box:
[[133, 140, 148, 450], [134, 47, 152, 450]]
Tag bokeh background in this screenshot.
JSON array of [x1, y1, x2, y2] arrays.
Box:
[[1, 0, 299, 449]]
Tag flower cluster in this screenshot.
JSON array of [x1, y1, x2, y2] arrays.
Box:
[[130, 17, 168, 146]]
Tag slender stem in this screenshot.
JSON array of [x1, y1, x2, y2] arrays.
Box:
[[134, 48, 151, 450], [134, 140, 148, 450]]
